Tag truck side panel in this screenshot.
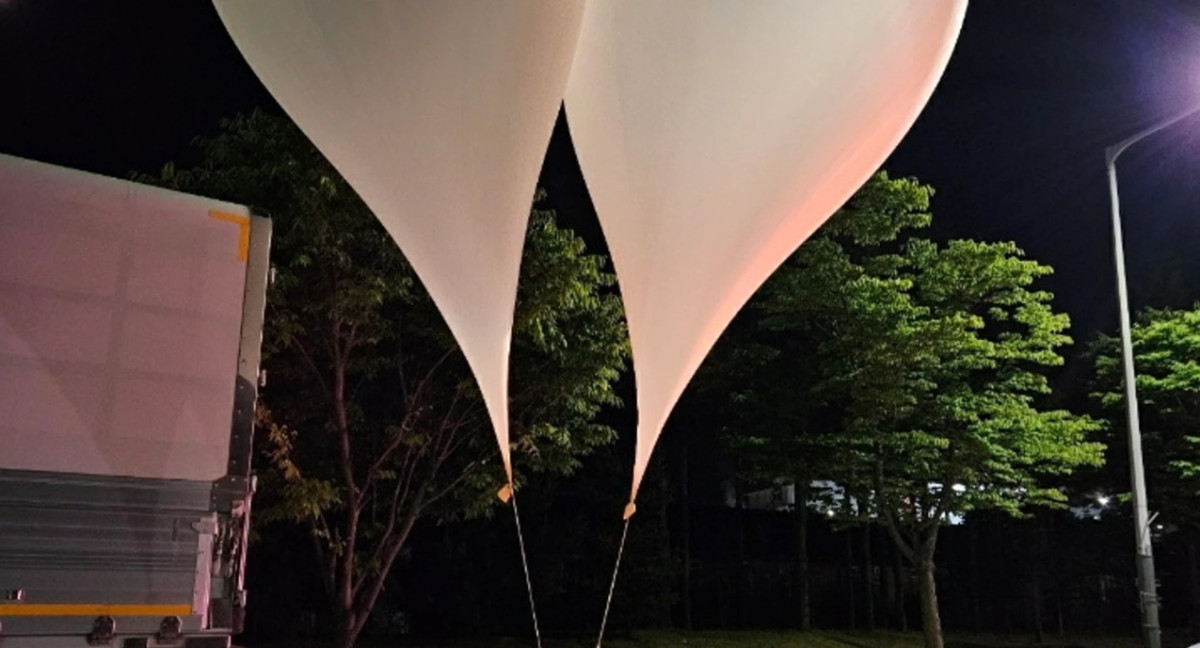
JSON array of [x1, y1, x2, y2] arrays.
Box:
[[0, 154, 271, 646], [0, 470, 212, 637], [0, 154, 251, 482]]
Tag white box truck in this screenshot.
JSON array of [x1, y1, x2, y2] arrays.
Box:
[[0, 153, 270, 648]]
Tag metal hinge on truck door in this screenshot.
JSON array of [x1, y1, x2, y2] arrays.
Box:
[[192, 516, 219, 536], [192, 513, 218, 628]]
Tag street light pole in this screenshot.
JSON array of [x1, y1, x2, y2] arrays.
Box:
[[1104, 104, 1200, 648]]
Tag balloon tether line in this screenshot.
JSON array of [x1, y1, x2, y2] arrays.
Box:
[[510, 489, 543, 648], [595, 514, 633, 648]]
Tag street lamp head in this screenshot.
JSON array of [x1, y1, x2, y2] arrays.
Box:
[[1107, 103, 1200, 168]]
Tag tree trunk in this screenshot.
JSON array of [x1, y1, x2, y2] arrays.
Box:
[[1050, 515, 1064, 637], [863, 523, 876, 631], [680, 445, 693, 630], [884, 542, 897, 630], [916, 531, 944, 648], [1030, 516, 1045, 644], [1054, 585, 1065, 636], [331, 509, 418, 648], [796, 479, 812, 630], [1189, 538, 1200, 642], [657, 469, 674, 625], [332, 356, 360, 648], [1031, 562, 1044, 644], [969, 519, 982, 630], [846, 529, 856, 630], [334, 611, 360, 648], [895, 540, 908, 631], [735, 477, 746, 629]]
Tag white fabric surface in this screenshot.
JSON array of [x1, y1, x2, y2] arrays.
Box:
[[213, 1, 586, 481], [565, 1, 967, 502]]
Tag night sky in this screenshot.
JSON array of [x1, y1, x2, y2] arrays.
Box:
[[4, 0, 1200, 372]]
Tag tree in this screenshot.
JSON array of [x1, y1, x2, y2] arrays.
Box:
[[855, 238, 1101, 648], [1092, 305, 1200, 639], [716, 173, 1103, 648], [694, 311, 822, 628], [137, 111, 629, 648], [697, 173, 935, 630]]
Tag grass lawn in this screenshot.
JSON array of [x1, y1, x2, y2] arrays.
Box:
[[614, 630, 1146, 648], [600, 629, 919, 648], [372, 629, 1148, 648], [363, 631, 905, 648]]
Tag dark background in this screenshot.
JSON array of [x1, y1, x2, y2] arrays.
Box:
[[5, 1, 1200, 641], [5, 1, 1200, 346]]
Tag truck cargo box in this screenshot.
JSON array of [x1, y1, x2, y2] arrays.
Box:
[[0, 153, 270, 648]]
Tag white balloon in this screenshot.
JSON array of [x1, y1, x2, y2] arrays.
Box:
[[213, 1, 585, 482], [565, 1, 967, 506]]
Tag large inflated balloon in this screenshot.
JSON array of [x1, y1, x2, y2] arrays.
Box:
[[213, 1, 585, 482], [565, 1, 967, 507]]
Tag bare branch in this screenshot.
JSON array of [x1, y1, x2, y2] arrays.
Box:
[[394, 443, 421, 517], [353, 473, 407, 602], [423, 460, 479, 507], [404, 347, 459, 411], [925, 446, 959, 530], [311, 530, 334, 600], [281, 331, 331, 398], [357, 428, 413, 513], [875, 457, 918, 563], [346, 320, 359, 353]]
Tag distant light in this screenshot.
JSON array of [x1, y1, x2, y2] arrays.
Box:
[[1098, 496, 1111, 506], [826, 509, 835, 517]]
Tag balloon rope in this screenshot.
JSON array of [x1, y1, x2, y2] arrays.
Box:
[[510, 492, 543, 648], [595, 516, 632, 648]]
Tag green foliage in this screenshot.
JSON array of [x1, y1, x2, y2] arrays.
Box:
[[703, 171, 1102, 537], [135, 110, 629, 644], [1091, 306, 1200, 531], [698, 172, 1102, 648], [506, 195, 628, 478]]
